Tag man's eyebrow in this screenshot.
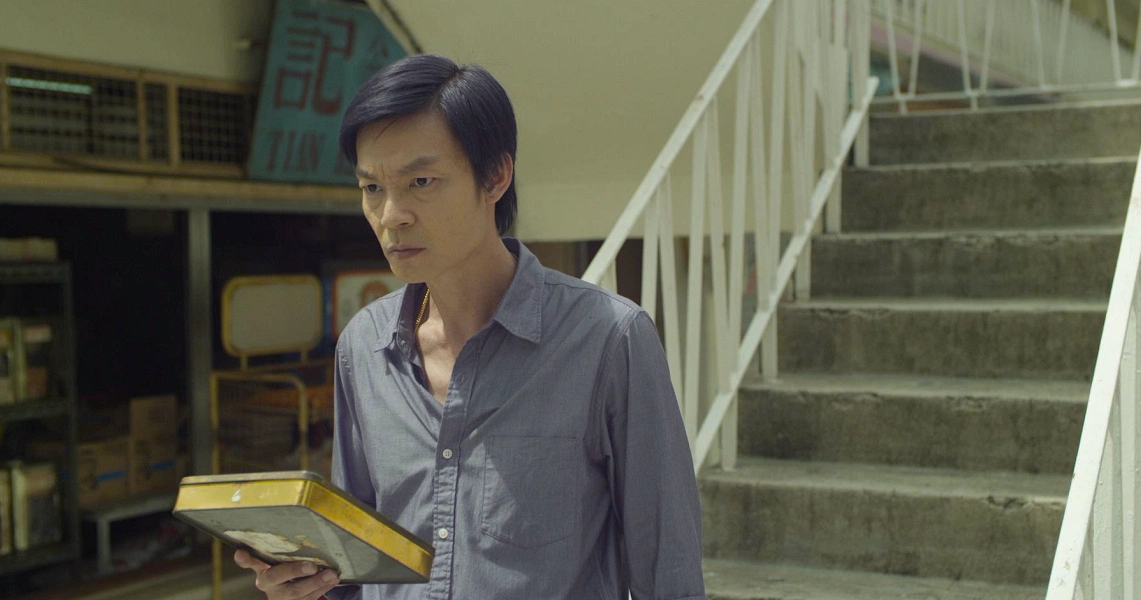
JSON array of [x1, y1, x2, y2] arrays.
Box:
[[354, 166, 375, 180], [397, 155, 439, 176]]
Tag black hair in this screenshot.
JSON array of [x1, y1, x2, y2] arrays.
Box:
[[339, 54, 518, 236]]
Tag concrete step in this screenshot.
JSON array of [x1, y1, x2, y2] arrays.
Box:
[[841, 157, 1133, 232], [703, 559, 1043, 600], [869, 100, 1141, 164], [700, 458, 1068, 585], [738, 374, 1087, 474], [778, 298, 1104, 380], [810, 228, 1120, 299]]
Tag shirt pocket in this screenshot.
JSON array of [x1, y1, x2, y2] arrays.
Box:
[[480, 435, 581, 549]]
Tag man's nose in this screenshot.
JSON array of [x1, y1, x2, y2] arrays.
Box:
[[378, 196, 414, 229]]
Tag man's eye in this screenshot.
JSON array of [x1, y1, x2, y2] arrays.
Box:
[[361, 184, 381, 194], [411, 177, 435, 188]]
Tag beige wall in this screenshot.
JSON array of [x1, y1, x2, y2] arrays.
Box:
[[389, 0, 755, 241], [0, 0, 272, 83]]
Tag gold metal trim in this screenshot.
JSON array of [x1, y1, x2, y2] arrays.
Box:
[[175, 477, 434, 579]]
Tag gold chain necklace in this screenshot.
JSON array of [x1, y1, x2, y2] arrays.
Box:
[[415, 288, 430, 332]]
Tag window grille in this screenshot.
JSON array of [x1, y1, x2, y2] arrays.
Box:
[[0, 50, 256, 176]]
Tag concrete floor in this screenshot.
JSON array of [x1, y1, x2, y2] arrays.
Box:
[[73, 564, 263, 600], [13, 550, 265, 600]]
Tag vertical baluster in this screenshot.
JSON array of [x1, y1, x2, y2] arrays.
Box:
[[792, 2, 815, 301], [658, 178, 684, 407], [1030, 0, 1048, 88], [885, 0, 906, 113], [705, 102, 732, 418], [683, 114, 709, 447], [730, 38, 752, 359], [954, 0, 975, 109], [763, 1, 789, 379], [1108, 0, 1123, 82], [825, 33, 847, 234], [980, 2, 996, 95], [908, 0, 926, 100], [1093, 393, 1122, 600], [642, 187, 660, 321], [1133, 1, 1141, 81], [1122, 288, 1139, 600], [723, 35, 752, 473], [1081, 521, 1095, 600], [1112, 393, 1125, 600], [1057, 0, 1072, 84], [853, 0, 870, 167], [750, 33, 769, 329]]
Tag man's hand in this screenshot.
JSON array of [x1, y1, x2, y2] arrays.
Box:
[[234, 549, 341, 600]]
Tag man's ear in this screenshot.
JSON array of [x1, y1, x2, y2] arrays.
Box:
[[485, 153, 514, 204]]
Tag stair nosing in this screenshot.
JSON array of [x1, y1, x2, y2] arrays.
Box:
[[848, 154, 1137, 173], [703, 457, 1070, 502], [868, 97, 1141, 119], [782, 297, 1107, 312], [702, 558, 1046, 600], [739, 373, 1089, 404], [816, 226, 1123, 241]]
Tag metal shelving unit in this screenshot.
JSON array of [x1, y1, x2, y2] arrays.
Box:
[[0, 262, 80, 576]]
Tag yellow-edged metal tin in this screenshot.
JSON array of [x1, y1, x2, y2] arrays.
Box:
[[173, 471, 433, 583]]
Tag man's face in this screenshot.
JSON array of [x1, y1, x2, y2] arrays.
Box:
[[354, 111, 500, 283]]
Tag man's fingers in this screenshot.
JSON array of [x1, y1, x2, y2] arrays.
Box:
[[291, 569, 341, 600], [257, 560, 326, 589], [234, 549, 270, 573]]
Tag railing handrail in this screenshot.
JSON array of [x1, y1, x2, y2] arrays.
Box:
[[689, 80, 877, 471], [1045, 143, 1141, 597], [580, 0, 877, 475], [580, 0, 775, 284], [872, 0, 1141, 111]]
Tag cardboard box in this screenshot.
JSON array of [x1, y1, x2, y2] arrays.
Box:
[[30, 438, 129, 509], [129, 438, 179, 496], [129, 395, 178, 442], [78, 402, 130, 443], [78, 438, 130, 508]]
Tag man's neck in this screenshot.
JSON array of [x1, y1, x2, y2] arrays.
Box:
[[420, 237, 517, 349]]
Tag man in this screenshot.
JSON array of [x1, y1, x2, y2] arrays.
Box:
[[235, 54, 706, 600]]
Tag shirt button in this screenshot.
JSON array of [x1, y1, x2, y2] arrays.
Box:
[[437, 528, 449, 540], [442, 449, 453, 459]]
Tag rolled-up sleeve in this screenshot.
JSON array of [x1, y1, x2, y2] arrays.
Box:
[[323, 344, 371, 600], [600, 311, 707, 600]]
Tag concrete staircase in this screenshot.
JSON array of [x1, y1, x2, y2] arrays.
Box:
[[701, 100, 1141, 599]]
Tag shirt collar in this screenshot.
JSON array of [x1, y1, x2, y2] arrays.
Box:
[[379, 238, 545, 357], [492, 238, 544, 344]]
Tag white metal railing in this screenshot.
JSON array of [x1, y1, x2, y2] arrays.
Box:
[[1045, 149, 1141, 597], [875, 0, 1141, 112], [581, 0, 877, 473]]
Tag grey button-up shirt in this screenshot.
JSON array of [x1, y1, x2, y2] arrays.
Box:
[[326, 238, 706, 600]]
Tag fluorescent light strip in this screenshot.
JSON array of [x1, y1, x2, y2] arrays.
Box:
[[5, 77, 93, 95]]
